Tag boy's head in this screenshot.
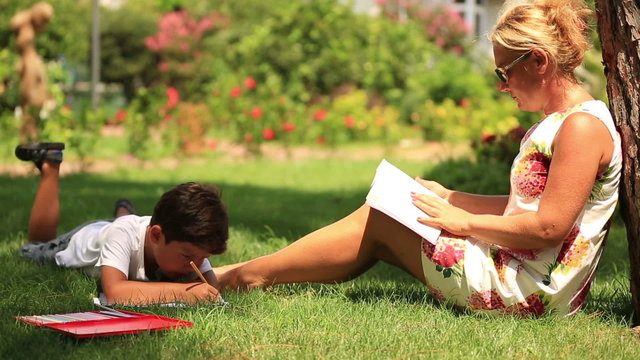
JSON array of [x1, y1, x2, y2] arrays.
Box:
[[150, 182, 228, 255]]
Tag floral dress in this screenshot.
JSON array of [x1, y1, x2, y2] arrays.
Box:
[[421, 100, 621, 317]]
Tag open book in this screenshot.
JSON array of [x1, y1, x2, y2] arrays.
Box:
[[365, 159, 444, 244]]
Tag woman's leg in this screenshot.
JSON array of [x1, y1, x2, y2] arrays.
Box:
[[27, 161, 61, 242], [218, 205, 426, 290]]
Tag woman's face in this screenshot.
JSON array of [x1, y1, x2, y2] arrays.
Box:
[[493, 45, 544, 112]]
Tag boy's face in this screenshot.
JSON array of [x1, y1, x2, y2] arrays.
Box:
[[150, 226, 212, 279]]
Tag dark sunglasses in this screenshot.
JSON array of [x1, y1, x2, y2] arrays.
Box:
[[494, 50, 532, 83]]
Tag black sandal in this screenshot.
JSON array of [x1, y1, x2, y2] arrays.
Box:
[[15, 142, 65, 170], [114, 198, 136, 217]]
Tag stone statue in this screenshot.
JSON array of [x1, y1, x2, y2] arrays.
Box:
[[10, 2, 54, 141]]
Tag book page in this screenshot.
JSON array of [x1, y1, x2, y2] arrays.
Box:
[[365, 159, 444, 244]]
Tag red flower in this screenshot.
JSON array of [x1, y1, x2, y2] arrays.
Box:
[[468, 290, 505, 310], [244, 133, 253, 143], [314, 109, 328, 121], [207, 139, 218, 149], [316, 136, 326, 145], [114, 109, 127, 123], [344, 115, 356, 128], [166, 87, 180, 109], [262, 128, 275, 140], [503, 293, 546, 317], [244, 77, 257, 90], [250, 106, 263, 119], [282, 122, 295, 133], [480, 132, 497, 145], [230, 86, 242, 98], [459, 98, 471, 108]]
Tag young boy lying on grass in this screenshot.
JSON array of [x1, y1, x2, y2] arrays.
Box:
[[16, 142, 229, 305]]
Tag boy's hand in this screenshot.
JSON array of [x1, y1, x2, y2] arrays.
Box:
[[183, 282, 222, 304]]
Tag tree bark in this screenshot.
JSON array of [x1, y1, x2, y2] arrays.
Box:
[[596, 0, 640, 326]]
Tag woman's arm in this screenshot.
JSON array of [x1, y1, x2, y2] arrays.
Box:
[[414, 112, 612, 249], [415, 178, 508, 215]]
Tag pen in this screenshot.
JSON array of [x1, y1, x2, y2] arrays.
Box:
[[190, 261, 208, 284]]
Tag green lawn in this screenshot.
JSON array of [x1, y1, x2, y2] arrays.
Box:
[[1, 155, 638, 359]]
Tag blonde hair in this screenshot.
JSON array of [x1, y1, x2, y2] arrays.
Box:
[[488, 0, 593, 79]]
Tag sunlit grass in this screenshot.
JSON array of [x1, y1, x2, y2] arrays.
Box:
[[0, 156, 637, 359]]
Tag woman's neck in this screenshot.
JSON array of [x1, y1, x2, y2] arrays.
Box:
[[542, 78, 594, 115]]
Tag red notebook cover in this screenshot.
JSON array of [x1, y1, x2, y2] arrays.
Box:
[[16, 309, 192, 338]]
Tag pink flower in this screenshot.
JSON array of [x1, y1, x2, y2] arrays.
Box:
[[250, 106, 263, 119], [262, 128, 275, 140], [158, 61, 170, 73], [427, 285, 446, 302], [344, 115, 356, 128], [569, 276, 593, 314], [230, 86, 242, 98], [207, 139, 218, 150], [282, 122, 295, 133], [422, 231, 466, 268], [244, 77, 257, 90], [314, 109, 327, 121], [503, 293, 546, 317], [468, 290, 505, 310], [166, 87, 180, 109]]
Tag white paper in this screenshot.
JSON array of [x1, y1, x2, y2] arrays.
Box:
[[365, 159, 443, 244]]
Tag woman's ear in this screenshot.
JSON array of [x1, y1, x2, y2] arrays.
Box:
[[532, 48, 549, 75]]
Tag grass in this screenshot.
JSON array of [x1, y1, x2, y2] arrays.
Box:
[[1, 154, 638, 359]]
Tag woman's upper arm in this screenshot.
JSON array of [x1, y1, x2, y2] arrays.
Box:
[[535, 112, 613, 244]]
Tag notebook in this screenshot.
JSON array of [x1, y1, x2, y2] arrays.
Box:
[[16, 308, 192, 338], [365, 159, 444, 244]]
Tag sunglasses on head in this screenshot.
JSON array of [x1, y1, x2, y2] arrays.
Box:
[[494, 50, 532, 83]]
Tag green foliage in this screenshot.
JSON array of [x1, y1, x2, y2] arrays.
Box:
[[99, 7, 159, 100], [124, 85, 179, 160], [411, 96, 523, 143]]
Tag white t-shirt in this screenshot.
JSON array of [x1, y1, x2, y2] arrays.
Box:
[[54, 215, 212, 279]]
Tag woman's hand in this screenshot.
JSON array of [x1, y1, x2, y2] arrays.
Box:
[[415, 177, 452, 202], [411, 192, 472, 236]]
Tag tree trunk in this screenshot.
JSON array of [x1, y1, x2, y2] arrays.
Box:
[[596, 0, 640, 326]]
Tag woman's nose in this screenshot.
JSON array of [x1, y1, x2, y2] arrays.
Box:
[[497, 81, 510, 93]]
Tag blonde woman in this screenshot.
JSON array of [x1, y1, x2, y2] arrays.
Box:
[[218, 0, 620, 317]]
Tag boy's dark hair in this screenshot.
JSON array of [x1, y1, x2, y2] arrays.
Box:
[[150, 182, 228, 254]]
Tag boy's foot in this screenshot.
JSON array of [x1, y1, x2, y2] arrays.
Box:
[[114, 198, 136, 218], [15, 142, 65, 170]]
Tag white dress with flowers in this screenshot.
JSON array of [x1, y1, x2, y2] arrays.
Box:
[[420, 100, 621, 316]]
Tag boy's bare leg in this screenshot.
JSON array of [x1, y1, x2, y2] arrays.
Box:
[[218, 205, 426, 290], [27, 161, 61, 242]]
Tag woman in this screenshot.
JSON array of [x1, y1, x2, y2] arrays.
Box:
[[217, 0, 621, 317]]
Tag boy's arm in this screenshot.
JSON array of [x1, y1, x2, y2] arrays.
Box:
[[101, 265, 220, 305]]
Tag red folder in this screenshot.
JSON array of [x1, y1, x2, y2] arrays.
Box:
[[16, 309, 192, 338]]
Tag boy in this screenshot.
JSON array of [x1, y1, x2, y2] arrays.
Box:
[[16, 142, 229, 305]]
